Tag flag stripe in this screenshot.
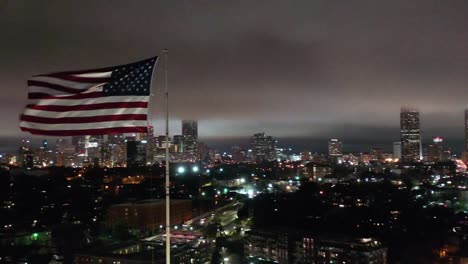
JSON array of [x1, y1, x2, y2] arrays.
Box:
[[20, 126, 148, 136], [29, 76, 105, 89], [28, 95, 148, 106], [28, 91, 104, 100], [20, 120, 148, 130], [73, 72, 113, 78], [20, 114, 147, 124], [28, 80, 84, 94], [25, 102, 149, 112], [39, 74, 110, 83], [22, 107, 147, 118]]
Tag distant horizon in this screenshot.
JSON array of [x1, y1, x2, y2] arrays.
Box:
[[1, 135, 464, 156]]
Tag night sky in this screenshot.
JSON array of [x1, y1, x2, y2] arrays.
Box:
[[1, 1, 468, 152]]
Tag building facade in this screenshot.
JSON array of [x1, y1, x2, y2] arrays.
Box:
[[251, 133, 276, 162], [400, 109, 422, 163], [328, 139, 343, 163], [182, 120, 198, 161]]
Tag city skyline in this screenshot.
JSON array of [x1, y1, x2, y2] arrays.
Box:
[[2, 109, 468, 155], [2, 2, 468, 263], [2, 1, 468, 145]]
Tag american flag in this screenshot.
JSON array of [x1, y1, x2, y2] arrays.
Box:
[[20, 57, 158, 136]]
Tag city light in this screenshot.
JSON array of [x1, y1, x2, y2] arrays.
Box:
[[177, 167, 186, 174], [192, 166, 199, 173]]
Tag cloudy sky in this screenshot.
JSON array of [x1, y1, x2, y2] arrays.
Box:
[[1, 1, 468, 152]]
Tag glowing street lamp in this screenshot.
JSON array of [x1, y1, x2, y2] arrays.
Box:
[[177, 167, 185, 174]]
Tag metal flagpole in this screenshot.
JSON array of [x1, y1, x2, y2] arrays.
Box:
[[163, 48, 171, 264], [148, 55, 159, 264]]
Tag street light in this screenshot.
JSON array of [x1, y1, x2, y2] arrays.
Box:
[[177, 167, 185, 174]]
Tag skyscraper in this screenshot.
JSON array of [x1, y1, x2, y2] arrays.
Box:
[[126, 140, 147, 168], [464, 110, 468, 162], [251, 133, 276, 162], [393, 142, 402, 160], [182, 120, 198, 161], [328, 139, 343, 163], [400, 108, 422, 163], [427, 136, 450, 162]]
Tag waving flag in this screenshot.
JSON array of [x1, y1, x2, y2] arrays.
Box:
[[20, 57, 158, 136]]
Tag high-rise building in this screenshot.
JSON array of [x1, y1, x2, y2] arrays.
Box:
[[182, 120, 198, 161], [126, 140, 147, 167], [328, 139, 343, 163], [393, 142, 402, 160], [464, 110, 468, 162], [251, 133, 276, 162], [400, 108, 422, 163], [371, 148, 384, 161], [427, 136, 450, 162], [232, 145, 246, 163], [172, 135, 184, 153], [19, 139, 33, 168], [198, 142, 210, 162], [107, 134, 126, 166]]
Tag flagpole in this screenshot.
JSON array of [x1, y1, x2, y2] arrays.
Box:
[[163, 48, 171, 264], [148, 55, 159, 264]]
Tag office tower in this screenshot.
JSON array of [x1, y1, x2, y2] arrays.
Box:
[[464, 110, 468, 162], [19, 139, 33, 168], [140, 126, 156, 164], [400, 108, 422, 163], [126, 140, 147, 167], [198, 142, 210, 162], [72, 136, 86, 155], [251, 133, 276, 162], [84, 135, 108, 166], [393, 142, 402, 160], [106, 134, 126, 166], [371, 148, 383, 161], [173, 135, 184, 153], [232, 145, 245, 163], [182, 120, 198, 161], [55, 138, 75, 167], [328, 138, 343, 163], [427, 136, 450, 162]]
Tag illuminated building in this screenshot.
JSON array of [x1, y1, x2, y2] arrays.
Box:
[[301, 151, 311, 161], [400, 108, 422, 163], [393, 142, 402, 160], [182, 120, 198, 161], [232, 145, 245, 163], [245, 229, 387, 264], [197, 142, 210, 162], [464, 109, 468, 162], [328, 139, 343, 163], [126, 140, 147, 167], [83, 135, 109, 166], [105, 199, 192, 230], [107, 134, 126, 166], [304, 163, 333, 181], [251, 133, 276, 162], [55, 138, 75, 167], [139, 126, 156, 164], [36, 140, 54, 167], [19, 139, 33, 168], [371, 148, 384, 161], [427, 136, 450, 162], [359, 153, 373, 163], [173, 135, 184, 153]]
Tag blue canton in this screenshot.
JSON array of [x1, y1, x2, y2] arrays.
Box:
[[103, 57, 157, 96]]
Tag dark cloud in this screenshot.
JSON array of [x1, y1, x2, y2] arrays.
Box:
[[1, 0, 468, 152]]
